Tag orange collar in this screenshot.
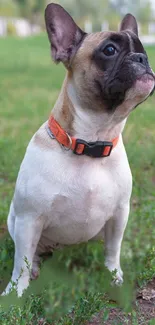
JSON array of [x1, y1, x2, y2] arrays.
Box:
[[47, 115, 119, 158]]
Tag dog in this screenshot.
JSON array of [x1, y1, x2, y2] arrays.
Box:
[[3, 3, 155, 296]]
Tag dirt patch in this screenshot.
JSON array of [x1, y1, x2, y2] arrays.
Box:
[[87, 279, 155, 325]]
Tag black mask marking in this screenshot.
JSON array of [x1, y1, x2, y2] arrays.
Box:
[[92, 31, 154, 111]]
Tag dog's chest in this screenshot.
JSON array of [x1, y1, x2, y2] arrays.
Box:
[[38, 150, 129, 244], [17, 139, 131, 245]]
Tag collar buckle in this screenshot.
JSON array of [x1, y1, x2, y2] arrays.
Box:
[[74, 139, 113, 158]]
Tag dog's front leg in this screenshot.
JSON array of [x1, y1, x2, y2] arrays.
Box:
[[3, 217, 43, 297], [104, 203, 130, 284]]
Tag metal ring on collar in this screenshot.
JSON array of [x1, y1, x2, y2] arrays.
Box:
[[61, 132, 72, 151], [46, 126, 55, 139]]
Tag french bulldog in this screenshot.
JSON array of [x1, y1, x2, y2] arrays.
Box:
[[3, 3, 155, 296]]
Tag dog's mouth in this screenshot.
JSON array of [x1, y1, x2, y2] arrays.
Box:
[[134, 72, 155, 98]]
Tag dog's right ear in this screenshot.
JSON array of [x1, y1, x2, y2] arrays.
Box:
[[45, 3, 86, 66], [119, 13, 138, 36]]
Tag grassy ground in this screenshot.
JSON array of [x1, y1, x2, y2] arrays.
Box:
[[0, 35, 155, 324]]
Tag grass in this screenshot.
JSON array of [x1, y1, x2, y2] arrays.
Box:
[[0, 35, 155, 324]]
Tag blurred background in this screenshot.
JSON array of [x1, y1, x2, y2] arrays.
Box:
[[0, 0, 155, 44]]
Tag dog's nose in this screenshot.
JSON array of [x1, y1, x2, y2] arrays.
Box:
[[130, 53, 148, 66]]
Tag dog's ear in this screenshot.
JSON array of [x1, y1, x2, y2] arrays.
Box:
[[119, 13, 138, 36], [45, 3, 86, 66]]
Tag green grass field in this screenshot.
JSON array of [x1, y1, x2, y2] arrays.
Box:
[[0, 35, 155, 324]]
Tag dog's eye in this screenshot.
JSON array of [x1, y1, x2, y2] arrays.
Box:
[[103, 45, 116, 56]]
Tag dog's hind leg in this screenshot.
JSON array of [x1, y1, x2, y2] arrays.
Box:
[[104, 203, 130, 284], [30, 240, 46, 280], [31, 254, 41, 280], [3, 215, 43, 296], [7, 202, 16, 241], [31, 237, 54, 280]]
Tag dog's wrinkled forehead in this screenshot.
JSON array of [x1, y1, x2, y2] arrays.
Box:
[[95, 31, 145, 54], [76, 30, 145, 64]]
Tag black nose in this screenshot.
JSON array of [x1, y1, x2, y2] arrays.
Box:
[[130, 53, 148, 66]]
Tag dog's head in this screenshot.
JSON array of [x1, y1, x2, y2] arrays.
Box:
[[45, 3, 155, 115]]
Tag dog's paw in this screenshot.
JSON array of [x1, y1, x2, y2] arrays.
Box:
[[2, 276, 30, 297], [31, 268, 40, 280], [105, 261, 123, 286], [111, 272, 123, 286], [31, 256, 40, 280], [1, 281, 17, 296]]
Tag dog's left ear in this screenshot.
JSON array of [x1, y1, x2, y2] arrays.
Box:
[[119, 13, 138, 36], [45, 3, 86, 66]]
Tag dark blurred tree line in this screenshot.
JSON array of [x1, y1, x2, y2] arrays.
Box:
[[0, 0, 154, 30]]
